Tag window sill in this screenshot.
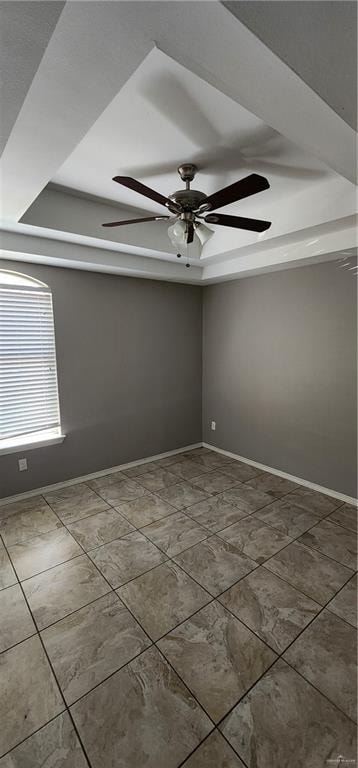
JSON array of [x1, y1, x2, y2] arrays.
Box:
[[0, 429, 66, 456]]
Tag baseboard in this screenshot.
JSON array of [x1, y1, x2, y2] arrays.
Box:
[[0, 442, 202, 506], [203, 442, 357, 506]]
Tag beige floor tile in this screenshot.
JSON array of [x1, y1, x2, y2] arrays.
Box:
[[299, 519, 357, 569], [118, 560, 211, 640], [220, 659, 357, 768], [0, 496, 50, 521], [246, 472, 299, 498], [22, 554, 110, 629], [88, 475, 148, 506], [182, 730, 245, 767], [219, 517, 292, 563], [70, 646, 212, 768], [89, 530, 166, 588], [174, 536, 257, 596], [67, 508, 134, 550], [284, 610, 357, 721], [0, 712, 87, 767], [283, 487, 342, 518], [0, 541, 17, 590], [8, 527, 82, 580], [135, 468, 179, 492], [158, 601, 276, 722], [185, 495, 251, 533], [0, 505, 62, 547], [156, 481, 211, 510], [142, 511, 209, 556], [264, 542, 353, 604], [218, 485, 273, 514], [221, 461, 263, 483], [253, 499, 320, 538], [44, 483, 109, 524], [116, 494, 175, 527], [219, 567, 320, 653], [191, 471, 241, 495], [191, 452, 232, 470], [327, 573, 357, 628], [0, 584, 35, 653], [42, 592, 150, 704], [328, 503, 357, 533], [169, 459, 211, 480], [0, 636, 64, 757]]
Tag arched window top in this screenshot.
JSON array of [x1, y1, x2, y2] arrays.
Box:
[[0, 269, 48, 289]]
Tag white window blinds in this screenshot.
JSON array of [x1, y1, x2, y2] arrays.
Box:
[[0, 282, 61, 441]]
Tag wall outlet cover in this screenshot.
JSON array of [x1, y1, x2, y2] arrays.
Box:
[[18, 458, 28, 471], [211, 421, 216, 431]]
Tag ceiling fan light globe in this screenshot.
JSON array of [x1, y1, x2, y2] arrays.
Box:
[[195, 222, 214, 246]]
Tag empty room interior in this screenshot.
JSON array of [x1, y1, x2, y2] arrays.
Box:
[[0, 1, 357, 766]]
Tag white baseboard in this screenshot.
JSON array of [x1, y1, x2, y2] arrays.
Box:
[[203, 442, 357, 506], [1, 439, 356, 508], [0, 443, 202, 507]]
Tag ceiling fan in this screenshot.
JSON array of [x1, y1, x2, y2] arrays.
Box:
[[102, 164, 271, 265]]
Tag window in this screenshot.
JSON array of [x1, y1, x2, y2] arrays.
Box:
[[0, 270, 64, 454]]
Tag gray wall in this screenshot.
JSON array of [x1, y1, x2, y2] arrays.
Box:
[[203, 261, 357, 497], [0, 260, 202, 497]]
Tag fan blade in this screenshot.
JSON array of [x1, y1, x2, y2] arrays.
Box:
[[187, 221, 194, 244], [204, 213, 271, 232], [102, 216, 170, 228], [113, 176, 181, 213], [201, 173, 270, 211]]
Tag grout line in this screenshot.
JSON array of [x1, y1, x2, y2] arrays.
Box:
[[1, 450, 356, 763]]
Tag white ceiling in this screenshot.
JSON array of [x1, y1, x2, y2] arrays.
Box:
[[0, 1, 357, 284]]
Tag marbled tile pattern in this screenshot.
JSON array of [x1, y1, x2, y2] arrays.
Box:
[[183, 730, 245, 767], [0, 635, 64, 756], [254, 499, 319, 537], [327, 573, 357, 627], [135, 468, 179, 492], [67, 508, 134, 550], [221, 460, 263, 483], [246, 472, 299, 498], [299, 518, 357, 569], [156, 480, 210, 510], [8, 527, 82, 580], [117, 494, 175, 527], [0, 584, 35, 653], [0, 449, 356, 766], [191, 470, 240, 495], [41, 593, 150, 704], [118, 561, 211, 640], [218, 484, 273, 513], [0, 541, 17, 590], [185, 494, 251, 533], [44, 483, 109, 523], [70, 646, 212, 768], [22, 554, 110, 629], [328, 503, 357, 533], [174, 536, 257, 596], [220, 659, 357, 768], [142, 511, 209, 556], [219, 567, 320, 653], [89, 530, 166, 587], [283, 487, 342, 517], [284, 610, 357, 720], [219, 516, 292, 563], [88, 475, 148, 506], [0, 505, 62, 547], [158, 601, 276, 722], [265, 541, 353, 604], [0, 712, 88, 767]]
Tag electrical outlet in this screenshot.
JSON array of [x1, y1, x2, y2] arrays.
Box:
[[211, 420, 216, 431], [18, 458, 27, 471]]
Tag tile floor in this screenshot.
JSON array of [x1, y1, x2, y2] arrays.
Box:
[[0, 447, 356, 767]]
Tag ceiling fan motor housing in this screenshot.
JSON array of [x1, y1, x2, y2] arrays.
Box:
[[168, 189, 207, 213]]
